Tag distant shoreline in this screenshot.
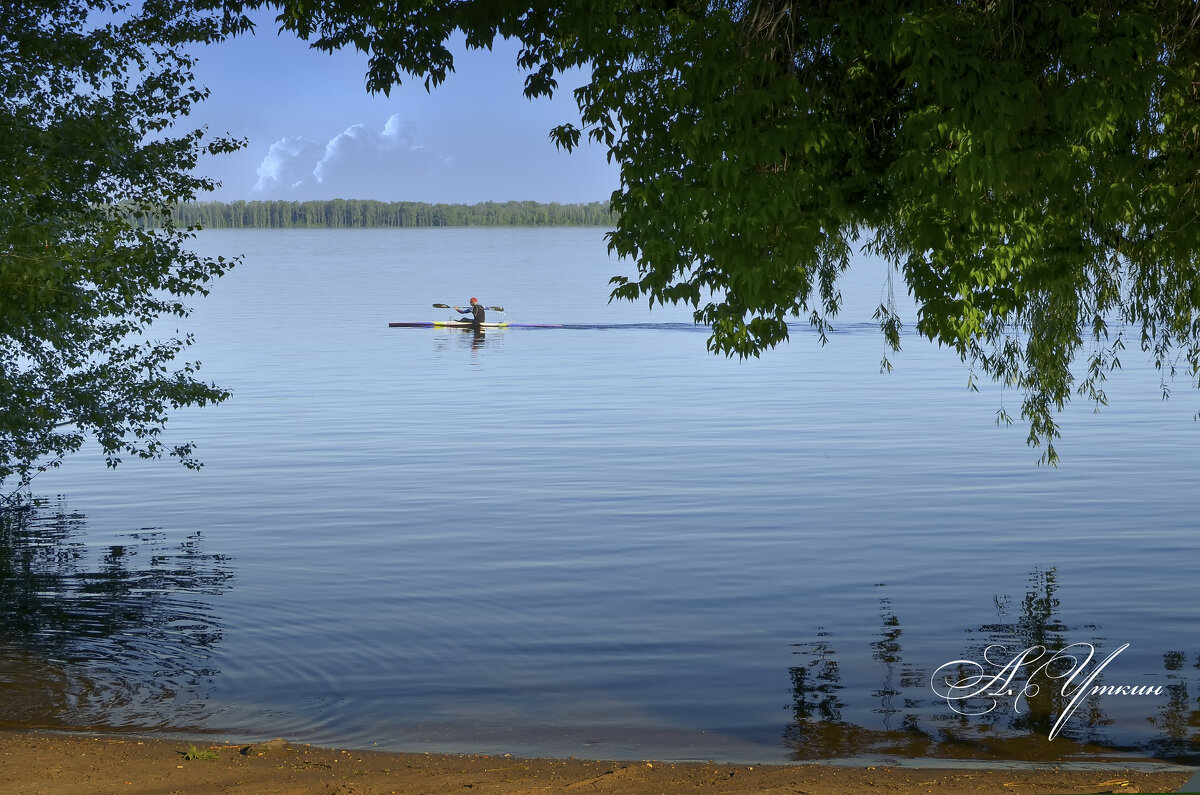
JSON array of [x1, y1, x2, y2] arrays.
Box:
[[169, 199, 615, 229]]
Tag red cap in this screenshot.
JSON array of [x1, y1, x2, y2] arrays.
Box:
[[470, 297, 478, 303]]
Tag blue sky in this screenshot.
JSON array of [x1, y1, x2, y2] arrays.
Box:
[[189, 12, 618, 204]]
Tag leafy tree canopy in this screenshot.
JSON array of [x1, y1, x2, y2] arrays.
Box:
[[0, 0, 247, 494], [220, 0, 1200, 462]]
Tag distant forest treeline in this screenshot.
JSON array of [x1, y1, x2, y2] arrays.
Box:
[[168, 200, 615, 229]]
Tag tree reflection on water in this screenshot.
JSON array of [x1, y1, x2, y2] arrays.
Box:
[[0, 497, 233, 732], [785, 569, 1200, 764]]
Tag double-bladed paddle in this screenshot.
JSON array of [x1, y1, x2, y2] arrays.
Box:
[[433, 303, 506, 311]]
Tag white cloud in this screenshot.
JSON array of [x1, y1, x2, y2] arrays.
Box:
[[239, 107, 616, 203], [252, 114, 427, 200], [253, 136, 326, 193]]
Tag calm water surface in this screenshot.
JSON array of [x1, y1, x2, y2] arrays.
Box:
[[4, 228, 1199, 765]]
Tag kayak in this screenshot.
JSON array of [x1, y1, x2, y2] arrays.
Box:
[[390, 321, 507, 328], [388, 321, 563, 328]]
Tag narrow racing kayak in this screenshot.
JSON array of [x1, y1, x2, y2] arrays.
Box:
[[388, 321, 563, 328], [391, 304, 563, 329], [390, 321, 507, 328]]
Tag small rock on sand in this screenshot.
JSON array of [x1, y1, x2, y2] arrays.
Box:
[[241, 737, 291, 755]]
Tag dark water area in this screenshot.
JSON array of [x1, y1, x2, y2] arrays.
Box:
[[4, 228, 1199, 766], [0, 500, 232, 732]]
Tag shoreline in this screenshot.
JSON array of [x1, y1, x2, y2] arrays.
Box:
[[2, 729, 1195, 794]]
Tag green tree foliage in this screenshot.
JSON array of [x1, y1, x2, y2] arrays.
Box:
[[0, 0, 247, 493], [167, 199, 614, 228], [220, 0, 1200, 462]]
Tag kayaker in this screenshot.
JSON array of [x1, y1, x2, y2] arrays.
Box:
[[454, 297, 485, 326]]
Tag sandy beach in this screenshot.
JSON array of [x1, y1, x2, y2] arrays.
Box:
[[1, 730, 1193, 794]]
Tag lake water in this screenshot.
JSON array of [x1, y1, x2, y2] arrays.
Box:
[[3, 227, 1199, 766]]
